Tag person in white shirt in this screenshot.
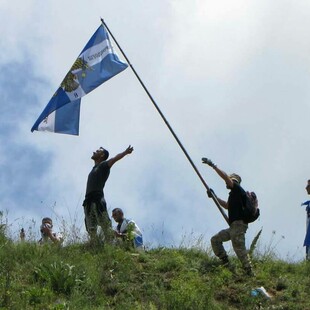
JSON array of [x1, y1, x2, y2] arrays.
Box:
[[39, 217, 63, 245], [111, 208, 143, 250]]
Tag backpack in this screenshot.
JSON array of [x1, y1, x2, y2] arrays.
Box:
[[242, 191, 260, 223]]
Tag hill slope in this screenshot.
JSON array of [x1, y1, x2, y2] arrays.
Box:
[[1, 231, 310, 310]]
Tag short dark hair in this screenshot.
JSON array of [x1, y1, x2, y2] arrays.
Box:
[[112, 208, 123, 215], [42, 217, 52, 224], [100, 147, 109, 160]]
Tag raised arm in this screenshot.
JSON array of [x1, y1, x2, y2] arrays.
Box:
[[213, 166, 234, 189], [202, 157, 234, 189], [107, 145, 134, 168]]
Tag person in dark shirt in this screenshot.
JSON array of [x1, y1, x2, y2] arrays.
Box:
[[202, 157, 254, 276], [83, 145, 134, 242]]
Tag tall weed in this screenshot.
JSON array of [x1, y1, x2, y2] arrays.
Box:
[[34, 261, 86, 295]]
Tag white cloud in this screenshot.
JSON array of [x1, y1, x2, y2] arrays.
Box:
[[1, 1, 310, 261]]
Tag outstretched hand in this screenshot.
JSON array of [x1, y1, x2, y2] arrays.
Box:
[[126, 145, 134, 154], [202, 157, 216, 168]]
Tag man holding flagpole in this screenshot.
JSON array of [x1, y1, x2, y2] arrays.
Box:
[[83, 145, 133, 243], [202, 157, 254, 276]]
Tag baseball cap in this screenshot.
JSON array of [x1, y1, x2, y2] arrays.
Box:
[[229, 173, 242, 184]]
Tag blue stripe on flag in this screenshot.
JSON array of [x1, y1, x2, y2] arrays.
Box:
[[54, 99, 81, 135], [31, 24, 128, 135], [77, 54, 128, 93], [31, 88, 70, 131], [80, 26, 109, 54]]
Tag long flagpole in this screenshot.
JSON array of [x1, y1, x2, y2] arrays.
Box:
[[101, 19, 229, 225]]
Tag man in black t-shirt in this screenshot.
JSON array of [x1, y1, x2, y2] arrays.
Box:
[[83, 145, 133, 242], [202, 157, 254, 276]]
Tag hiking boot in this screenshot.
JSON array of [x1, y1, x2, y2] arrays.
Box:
[[220, 256, 230, 267], [219, 256, 236, 273]]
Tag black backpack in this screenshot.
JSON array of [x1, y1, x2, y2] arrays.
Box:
[[242, 191, 260, 223]]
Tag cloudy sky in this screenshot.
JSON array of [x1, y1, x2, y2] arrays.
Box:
[[1, 1, 310, 261]]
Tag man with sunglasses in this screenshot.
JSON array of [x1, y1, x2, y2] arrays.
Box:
[[83, 145, 134, 242]]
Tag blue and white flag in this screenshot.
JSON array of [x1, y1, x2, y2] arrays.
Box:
[[31, 24, 128, 135]]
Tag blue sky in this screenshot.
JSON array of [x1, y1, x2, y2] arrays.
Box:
[[1, 1, 310, 261]]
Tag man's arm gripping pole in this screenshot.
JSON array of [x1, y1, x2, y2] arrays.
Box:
[[101, 19, 229, 225]]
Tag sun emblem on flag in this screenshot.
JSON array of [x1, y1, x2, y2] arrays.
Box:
[[60, 57, 92, 92]]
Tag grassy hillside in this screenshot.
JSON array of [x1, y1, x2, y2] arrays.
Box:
[[1, 224, 310, 309]]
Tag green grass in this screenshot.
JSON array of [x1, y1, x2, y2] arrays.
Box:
[[0, 224, 310, 309]]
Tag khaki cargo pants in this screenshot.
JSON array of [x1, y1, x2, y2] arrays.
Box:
[[84, 201, 112, 241], [211, 220, 252, 269]]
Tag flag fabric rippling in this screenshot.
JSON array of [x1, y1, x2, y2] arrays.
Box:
[[31, 24, 128, 135]]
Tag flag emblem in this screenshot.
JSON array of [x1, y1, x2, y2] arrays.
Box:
[[31, 24, 128, 135]]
